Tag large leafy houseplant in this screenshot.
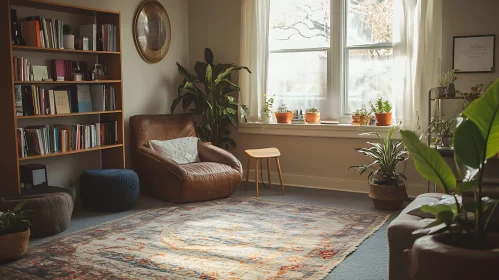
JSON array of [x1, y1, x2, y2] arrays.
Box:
[[401, 79, 499, 248], [171, 48, 250, 148], [0, 201, 30, 236], [0, 201, 31, 261], [349, 127, 409, 209]]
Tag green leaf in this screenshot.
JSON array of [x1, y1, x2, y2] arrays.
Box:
[[194, 61, 206, 81], [421, 204, 455, 216], [215, 66, 251, 84], [401, 130, 456, 192], [462, 79, 499, 159], [13, 201, 27, 212], [454, 119, 485, 168], [205, 64, 213, 91], [176, 62, 197, 82], [456, 181, 477, 194]]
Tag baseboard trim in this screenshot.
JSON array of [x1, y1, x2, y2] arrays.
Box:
[[245, 170, 427, 199]]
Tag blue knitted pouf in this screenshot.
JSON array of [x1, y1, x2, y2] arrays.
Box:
[[80, 169, 140, 212]]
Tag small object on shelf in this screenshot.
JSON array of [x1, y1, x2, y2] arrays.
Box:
[[11, 9, 24, 46], [20, 164, 48, 189], [82, 37, 89, 50], [73, 73, 83, 81], [62, 24, 74, 50], [32, 65, 49, 81], [445, 83, 456, 97]]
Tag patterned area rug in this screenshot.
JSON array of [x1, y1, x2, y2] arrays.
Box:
[[1, 198, 390, 279]]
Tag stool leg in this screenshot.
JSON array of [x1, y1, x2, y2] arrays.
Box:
[[276, 157, 285, 195], [255, 159, 259, 197], [267, 158, 272, 188], [245, 157, 251, 191]]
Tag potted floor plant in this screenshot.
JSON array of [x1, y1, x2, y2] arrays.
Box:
[[305, 107, 320, 124], [349, 127, 409, 210], [275, 104, 292, 124], [352, 105, 370, 126], [370, 98, 392, 126], [0, 201, 31, 262], [401, 79, 499, 279], [262, 94, 274, 124], [171, 48, 250, 149]]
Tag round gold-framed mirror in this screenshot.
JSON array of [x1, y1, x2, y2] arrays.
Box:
[[133, 0, 171, 64]]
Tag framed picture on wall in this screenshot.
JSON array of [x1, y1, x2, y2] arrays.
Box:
[[453, 35, 495, 73]]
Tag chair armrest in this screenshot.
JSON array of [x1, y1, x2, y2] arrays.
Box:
[[198, 142, 242, 175], [136, 146, 187, 180]]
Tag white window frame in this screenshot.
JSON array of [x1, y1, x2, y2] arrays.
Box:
[[267, 0, 393, 123]]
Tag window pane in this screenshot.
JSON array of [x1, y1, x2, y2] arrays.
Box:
[[347, 48, 392, 113], [347, 0, 393, 45], [269, 0, 330, 50], [268, 51, 328, 114]]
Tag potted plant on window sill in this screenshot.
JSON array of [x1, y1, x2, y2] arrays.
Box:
[[262, 94, 274, 124], [275, 104, 292, 124], [352, 105, 370, 126], [370, 98, 392, 126], [349, 126, 409, 210], [305, 107, 320, 124], [0, 201, 31, 262], [400, 79, 499, 279]]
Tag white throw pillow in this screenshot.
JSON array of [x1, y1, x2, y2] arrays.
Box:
[[147, 137, 200, 165]]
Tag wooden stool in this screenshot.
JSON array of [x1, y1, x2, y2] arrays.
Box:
[[244, 148, 285, 197]]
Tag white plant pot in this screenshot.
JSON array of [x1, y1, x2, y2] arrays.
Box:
[[63, 35, 75, 49], [262, 111, 273, 124]]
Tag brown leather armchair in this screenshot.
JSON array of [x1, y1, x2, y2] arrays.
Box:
[[129, 114, 242, 203]]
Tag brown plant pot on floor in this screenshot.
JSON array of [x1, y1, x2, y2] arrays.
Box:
[[375, 112, 392, 126], [305, 112, 320, 124], [408, 233, 499, 280], [0, 228, 30, 262], [369, 181, 407, 210], [275, 112, 293, 124]]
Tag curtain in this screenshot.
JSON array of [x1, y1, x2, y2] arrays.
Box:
[[392, 0, 442, 130], [240, 0, 271, 122]]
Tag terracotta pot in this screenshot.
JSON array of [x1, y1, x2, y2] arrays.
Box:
[[369, 182, 407, 210], [408, 233, 499, 280], [375, 112, 392, 126], [305, 112, 320, 124], [274, 112, 292, 124], [352, 115, 360, 124], [360, 116, 368, 125], [0, 228, 30, 262]]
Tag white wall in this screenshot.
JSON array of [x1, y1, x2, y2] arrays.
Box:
[[17, 0, 189, 187], [188, 0, 499, 197]]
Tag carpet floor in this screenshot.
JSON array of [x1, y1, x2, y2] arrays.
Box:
[[25, 184, 405, 279]]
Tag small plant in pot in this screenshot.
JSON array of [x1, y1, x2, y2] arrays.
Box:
[[437, 69, 457, 97], [349, 127, 409, 210], [63, 24, 75, 50], [275, 104, 292, 124], [0, 201, 31, 262], [370, 98, 392, 126], [305, 107, 320, 124], [352, 105, 370, 126], [262, 94, 274, 124], [400, 79, 499, 279]]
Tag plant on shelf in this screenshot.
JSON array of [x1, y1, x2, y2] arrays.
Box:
[[0, 201, 31, 261], [262, 94, 275, 124], [348, 126, 409, 210], [171, 48, 250, 148], [305, 107, 320, 124], [400, 79, 499, 278], [370, 98, 392, 126], [352, 105, 370, 126], [275, 103, 292, 124], [437, 69, 457, 97], [62, 24, 75, 50]]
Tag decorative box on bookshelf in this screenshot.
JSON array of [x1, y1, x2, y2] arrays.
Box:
[[0, 0, 125, 196]]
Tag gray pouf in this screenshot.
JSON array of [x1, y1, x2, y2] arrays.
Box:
[[80, 169, 140, 212]]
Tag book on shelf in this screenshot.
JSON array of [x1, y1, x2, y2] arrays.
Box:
[[21, 20, 41, 47], [21, 17, 64, 49], [15, 85, 116, 116], [17, 121, 119, 158], [98, 24, 117, 52]]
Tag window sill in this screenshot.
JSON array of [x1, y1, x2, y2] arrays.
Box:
[[238, 122, 397, 139]]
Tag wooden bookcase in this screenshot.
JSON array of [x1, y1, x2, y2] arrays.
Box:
[[0, 0, 125, 196]]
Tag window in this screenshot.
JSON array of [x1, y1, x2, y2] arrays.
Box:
[[267, 0, 393, 121]]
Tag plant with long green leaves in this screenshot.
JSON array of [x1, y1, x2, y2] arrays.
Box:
[[0, 201, 30, 236], [349, 126, 409, 186], [171, 48, 250, 148], [401, 79, 499, 248]]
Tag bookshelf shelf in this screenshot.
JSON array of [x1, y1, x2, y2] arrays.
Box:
[[17, 110, 122, 119], [19, 144, 123, 161], [12, 45, 120, 55], [1, 0, 125, 196], [14, 80, 121, 84]]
